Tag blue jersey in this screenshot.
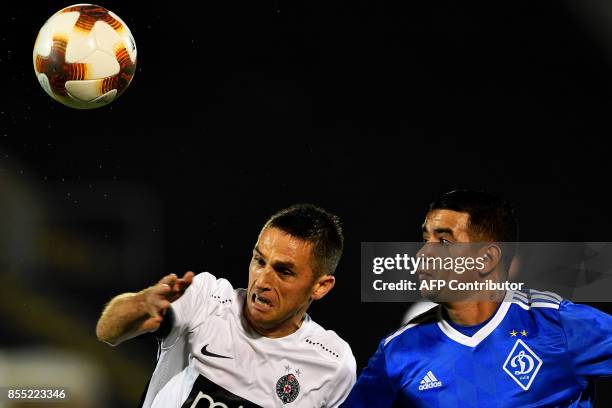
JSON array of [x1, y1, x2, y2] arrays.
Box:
[[343, 290, 612, 407]]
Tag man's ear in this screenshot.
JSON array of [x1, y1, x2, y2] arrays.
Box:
[[311, 274, 336, 301], [478, 244, 502, 277]]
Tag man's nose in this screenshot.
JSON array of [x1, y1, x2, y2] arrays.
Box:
[[255, 265, 275, 290], [417, 242, 436, 258]]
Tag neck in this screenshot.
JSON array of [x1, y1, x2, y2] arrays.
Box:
[[443, 290, 505, 326], [243, 305, 308, 339], [443, 301, 498, 326], [442, 270, 508, 325]]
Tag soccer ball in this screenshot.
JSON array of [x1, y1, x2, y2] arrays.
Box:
[[33, 4, 137, 109]]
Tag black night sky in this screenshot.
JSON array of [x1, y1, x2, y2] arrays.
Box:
[[1, 0, 612, 406]]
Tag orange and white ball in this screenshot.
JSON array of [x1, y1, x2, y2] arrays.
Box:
[[33, 4, 137, 109]]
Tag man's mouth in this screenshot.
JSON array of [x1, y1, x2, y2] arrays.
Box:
[[251, 293, 272, 309], [417, 271, 433, 280]]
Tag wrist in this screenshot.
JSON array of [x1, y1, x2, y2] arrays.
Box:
[[134, 289, 151, 316]]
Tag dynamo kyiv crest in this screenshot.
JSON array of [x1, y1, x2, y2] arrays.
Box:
[[502, 339, 543, 391]]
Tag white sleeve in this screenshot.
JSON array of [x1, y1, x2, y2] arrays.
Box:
[[326, 346, 357, 407], [161, 272, 218, 349]]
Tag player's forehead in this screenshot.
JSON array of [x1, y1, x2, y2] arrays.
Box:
[[422, 209, 471, 235], [255, 227, 313, 263]]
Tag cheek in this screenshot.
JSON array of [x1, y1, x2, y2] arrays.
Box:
[[284, 284, 312, 305], [248, 263, 258, 287]]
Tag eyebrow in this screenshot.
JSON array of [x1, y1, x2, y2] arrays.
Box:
[[422, 226, 456, 237], [253, 247, 296, 270]]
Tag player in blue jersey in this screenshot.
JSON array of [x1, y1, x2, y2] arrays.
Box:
[[343, 189, 612, 407]]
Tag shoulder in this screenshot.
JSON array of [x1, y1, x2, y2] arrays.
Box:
[[190, 272, 235, 298], [511, 290, 612, 352], [173, 272, 236, 319], [508, 289, 612, 325], [191, 271, 229, 288], [511, 289, 611, 320], [510, 288, 564, 312], [303, 319, 355, 369], [383, 304, 440, 348], [512, 289, 567, 310]]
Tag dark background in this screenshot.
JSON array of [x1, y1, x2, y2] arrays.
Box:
[[2, 0, 611, 406]]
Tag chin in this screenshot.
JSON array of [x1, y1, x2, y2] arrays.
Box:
[[420, 290, 441, 303], [247, 304, 271, 322]]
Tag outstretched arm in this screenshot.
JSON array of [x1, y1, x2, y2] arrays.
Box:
[[95, 271, 194, 346]]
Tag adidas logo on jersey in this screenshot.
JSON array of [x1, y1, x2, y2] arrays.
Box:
[[418, 371, 442, 391]]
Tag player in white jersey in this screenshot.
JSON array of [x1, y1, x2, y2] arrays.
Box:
[[96, 204, 356, 407]]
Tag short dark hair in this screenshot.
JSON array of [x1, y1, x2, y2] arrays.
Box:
[[429, 189, 519, 266], [265, 204, 344, 277]]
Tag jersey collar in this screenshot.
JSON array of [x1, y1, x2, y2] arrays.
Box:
[[436, 290, 513, 347]]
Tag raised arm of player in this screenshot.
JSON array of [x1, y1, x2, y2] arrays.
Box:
[[95, 271, 195, 346]]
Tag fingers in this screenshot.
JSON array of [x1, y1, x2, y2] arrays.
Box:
[[143, 271, 195, 320], [175, 271, 195, 292], [149, 280, 172, 297], [182, 271, 195, 283], [152, 271, 195, 303], [147, 295, 170, 314], [159, 273, 178, 287], [142, 287, 171, 319]]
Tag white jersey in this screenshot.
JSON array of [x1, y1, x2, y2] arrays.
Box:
[[140, 272, 356, 408]]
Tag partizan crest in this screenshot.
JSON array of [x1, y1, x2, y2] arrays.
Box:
[[275, 373, 300, 404]]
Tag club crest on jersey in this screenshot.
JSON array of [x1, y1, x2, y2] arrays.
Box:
[[503, 339, 543, 391], [275, 373, 300, 404]]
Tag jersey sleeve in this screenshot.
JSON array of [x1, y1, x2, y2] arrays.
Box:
[[340, 339, 398, 408], [559, 301, 612, 379], [326, 345, 357, 407], [158, 272, 218, 349]]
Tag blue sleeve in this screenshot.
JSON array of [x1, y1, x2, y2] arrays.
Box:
[[559, 301, 612, 379], [341, 340, 398, 408]]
